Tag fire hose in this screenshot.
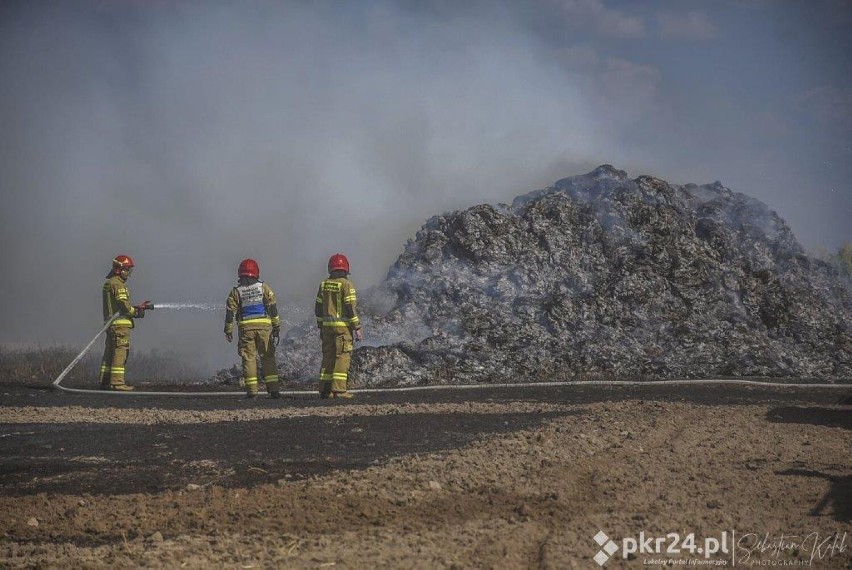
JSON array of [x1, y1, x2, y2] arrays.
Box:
[[52, 313, 121, 390]]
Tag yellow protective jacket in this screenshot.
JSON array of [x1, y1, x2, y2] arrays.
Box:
[[224, 280, 281, 334], [102, 274, 141, 328], [315, 276, 360, 332]]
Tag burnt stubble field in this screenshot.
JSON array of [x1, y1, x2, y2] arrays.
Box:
[[1, 382, 850, 568]]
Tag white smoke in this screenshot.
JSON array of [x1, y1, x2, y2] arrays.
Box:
[[0, 1, 848, 373]]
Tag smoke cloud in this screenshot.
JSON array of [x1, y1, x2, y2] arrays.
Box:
[[1, 1, 849, 373]]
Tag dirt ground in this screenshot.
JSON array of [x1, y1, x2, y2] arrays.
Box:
[[0, 383, 850, 568]]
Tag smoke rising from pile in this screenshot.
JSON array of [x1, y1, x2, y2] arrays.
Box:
[[0, 1, 602, 372], [1, 1, 849, 373]]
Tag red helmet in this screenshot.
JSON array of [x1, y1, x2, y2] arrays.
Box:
[[328, 253, 350, 273], [238, 258, 260, 278], [113, 254, 135, 269], [108, 254, 135, 276]]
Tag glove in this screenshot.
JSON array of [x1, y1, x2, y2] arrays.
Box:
[[134, 301, 153, 318], [225, 331, 233, 343], [354, 328, 363, 342], [272, 326, 281, 346]]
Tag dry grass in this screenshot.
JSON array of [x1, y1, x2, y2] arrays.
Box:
[[0, 346, 206, 388]]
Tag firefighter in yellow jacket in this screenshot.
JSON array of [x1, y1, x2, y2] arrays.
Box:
[[316, 253, 362, 399], [100, 255, 153, 391], [224, 259, 282, 399]]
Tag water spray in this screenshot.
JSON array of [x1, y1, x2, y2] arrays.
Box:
[[151, 302, 223, 312]]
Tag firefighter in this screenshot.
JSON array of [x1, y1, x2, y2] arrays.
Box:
[[224, 259, 282, 399], [316, 253, 362, 399], [99, 255, 153, 391]]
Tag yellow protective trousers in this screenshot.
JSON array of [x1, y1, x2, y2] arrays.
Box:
[[319, 328, 353, 395], [99, 327, 131, 388], [238, 326, 279, 394]]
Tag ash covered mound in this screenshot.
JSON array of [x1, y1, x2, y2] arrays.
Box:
[[279, 166, 851, 386]]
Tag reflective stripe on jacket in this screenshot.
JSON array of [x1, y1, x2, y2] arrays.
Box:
[[102, 275, 137, 328], [224, 280, 281, 333], [315, 277, 360, 331]]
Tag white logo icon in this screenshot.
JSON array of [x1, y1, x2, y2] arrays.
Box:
[[594, 530, 619, 566]]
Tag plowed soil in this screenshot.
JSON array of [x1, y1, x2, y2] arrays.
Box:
[[0, 383, 850, 568]]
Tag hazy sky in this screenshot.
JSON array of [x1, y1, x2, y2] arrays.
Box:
[[1, 0, 850, 372]]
